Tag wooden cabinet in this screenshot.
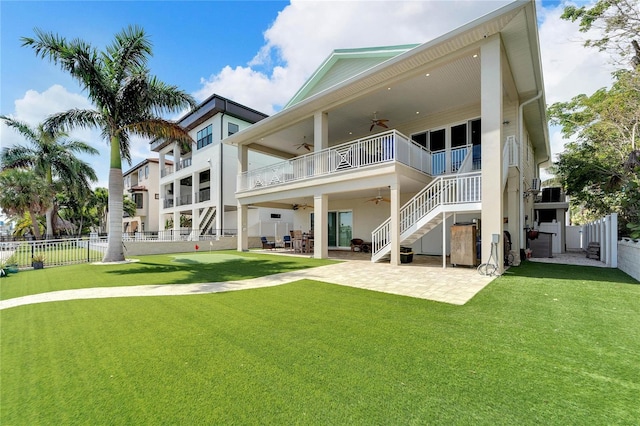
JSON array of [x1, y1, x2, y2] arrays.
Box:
[[451, 224, 478, 266]]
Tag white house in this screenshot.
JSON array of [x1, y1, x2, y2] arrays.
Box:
[[152, 94, 293, 240], [225, 0, 550, 274], [122, 158, 166, 234]]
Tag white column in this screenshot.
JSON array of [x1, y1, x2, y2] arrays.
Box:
[[237, 203, 248, 251], [389, 181, 401, 266], [313, 194, 328, 259], [480, 35, 504, 273], [610, 213, 618, 268], [442, 211, 447, 268], [314, 111, 329, 151]]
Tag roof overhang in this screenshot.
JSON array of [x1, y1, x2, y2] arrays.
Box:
[[225, 0, 549, 160]]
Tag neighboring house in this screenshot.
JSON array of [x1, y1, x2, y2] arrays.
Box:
[[151, 94, 293, 239], [123, 158, 166, 233], [226, 0, 549, 273]]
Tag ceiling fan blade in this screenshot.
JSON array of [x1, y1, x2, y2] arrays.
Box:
[[378, 122, 389, 128], [369, 124, 375, 131]]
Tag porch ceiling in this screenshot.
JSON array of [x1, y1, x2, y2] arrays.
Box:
[[225, 1, 548, 160], [240, 53, 482, 159]]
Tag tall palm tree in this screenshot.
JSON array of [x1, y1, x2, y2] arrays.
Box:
[[22, 26, 196, 262], [1, 117, 98, 238], [0, 169, 50, 239]]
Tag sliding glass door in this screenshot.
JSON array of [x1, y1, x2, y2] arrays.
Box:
[[326, 211, 353, 248]]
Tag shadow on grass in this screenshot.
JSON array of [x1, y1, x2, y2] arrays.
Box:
[[104, 255, 321, 285], [508, 261, 639, 285]]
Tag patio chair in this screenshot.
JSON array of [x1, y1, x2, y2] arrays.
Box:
[[282, 235, 293, 250], [261, 236, 275, 250]]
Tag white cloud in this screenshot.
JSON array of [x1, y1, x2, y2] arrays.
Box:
[[538, 3, 616, 105], [196, 0, 513, 113], [1, 85, 109, 188]]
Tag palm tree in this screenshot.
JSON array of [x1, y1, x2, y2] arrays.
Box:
[[1, 117, 98, 238], [22, 26, 196, 262], [0, 169, 50, 239]]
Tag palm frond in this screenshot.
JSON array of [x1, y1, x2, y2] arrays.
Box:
[[44, 109, 104, 133], [1, 145, 37, 170], [0, 115, 39, 143], [105, 25, 152, 84], [22, 29, 112, 110], [146, 77, 197, 115], [125, 119, 194, 151]]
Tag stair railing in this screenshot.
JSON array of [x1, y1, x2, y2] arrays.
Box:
[[371, 172, 481, 260]]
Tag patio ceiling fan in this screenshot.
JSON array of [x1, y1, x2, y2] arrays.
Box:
[[366, 188, 391, 204], [369, 111, 389, 131], [294, 136, 313, 151]]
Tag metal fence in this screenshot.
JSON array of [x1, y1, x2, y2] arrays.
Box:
[[0, 237, 108, 269]]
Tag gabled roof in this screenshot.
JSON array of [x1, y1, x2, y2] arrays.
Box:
[[285, 44, 419, 108]]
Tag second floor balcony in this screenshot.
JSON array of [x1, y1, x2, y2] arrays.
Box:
[[237, 130, 484, 192]]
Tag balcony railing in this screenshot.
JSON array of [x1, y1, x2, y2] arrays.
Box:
[[197, 188, 211, 203], [238, 130, 433, 191], [161, 166, 173, 178]]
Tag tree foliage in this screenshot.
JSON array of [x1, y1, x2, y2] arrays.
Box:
[[562, 0, 640, 67], [550, 1, 640, 237], [22, 25, 196, 261]]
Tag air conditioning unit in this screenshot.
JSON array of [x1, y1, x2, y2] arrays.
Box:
[[530, 178, 541, 195]]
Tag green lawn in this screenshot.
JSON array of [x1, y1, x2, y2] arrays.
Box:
[[0, 250, 338, 300], [1, 261, 639, 424]]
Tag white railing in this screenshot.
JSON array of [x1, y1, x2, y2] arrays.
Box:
[[238, 130, 432, 191], [502, 135, 519, 188], [0, 237, 108, 269], [371, 172, 482, 258]]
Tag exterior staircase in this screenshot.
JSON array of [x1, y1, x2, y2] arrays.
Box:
[[199, 207, 217, 235], [371, 171, 482, 263]]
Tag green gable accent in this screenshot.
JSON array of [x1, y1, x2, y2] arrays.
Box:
[[284, 44, 420, 109]]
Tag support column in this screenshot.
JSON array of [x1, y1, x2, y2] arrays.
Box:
[[507, 168, 521, 264], [237, 203, 248, 251], [442, 211, 447, 268], [172, 210, 180, 241], [237, 145, 249, 252], [313, 194, 328, 259], [314, 112, 329, 151], [480, 35, 504, 273], [389, 181, 401, 266]]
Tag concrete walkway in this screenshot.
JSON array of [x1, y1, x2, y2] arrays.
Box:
[[0, 255, 497, 310]]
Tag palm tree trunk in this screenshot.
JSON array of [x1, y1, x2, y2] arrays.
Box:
[[103, 167, 125, 262], [45, 208, 55, 238], [29, 210, 42, 240]]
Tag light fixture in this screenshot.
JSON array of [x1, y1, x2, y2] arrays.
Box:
[[425, 73, 430, 77], [503, 120, 510, 125]]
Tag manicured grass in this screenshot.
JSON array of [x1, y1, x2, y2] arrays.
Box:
[[0, 250, 338, 300], [1, 261, 638, 424]]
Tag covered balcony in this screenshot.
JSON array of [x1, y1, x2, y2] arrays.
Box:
[[238, 130, 479, 192]]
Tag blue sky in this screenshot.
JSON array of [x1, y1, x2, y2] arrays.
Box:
[[0, 0, 615, 200]]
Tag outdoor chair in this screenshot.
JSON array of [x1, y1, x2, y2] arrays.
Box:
[[282, 235, 293, 250], [261, 236, 275, 249]]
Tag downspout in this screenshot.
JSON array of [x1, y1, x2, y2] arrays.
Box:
[[519, 91, 543, 253], [219, 100, 227, 236]]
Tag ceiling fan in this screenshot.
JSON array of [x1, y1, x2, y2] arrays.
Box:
[[294, 136, 313, 151], [369, 111, 389, 131], [366, 188, 391, 204], [292, 203, 310, 210]]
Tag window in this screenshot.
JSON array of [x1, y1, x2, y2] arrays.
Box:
[[411, 132, 427, 148], [144, 165, 149, 179], [429, 129, 446, 151], [132, 193, 143, 209], [451, 123, 467, 148], [228, 122, 239, 136], [197, 125, 213, 149]]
